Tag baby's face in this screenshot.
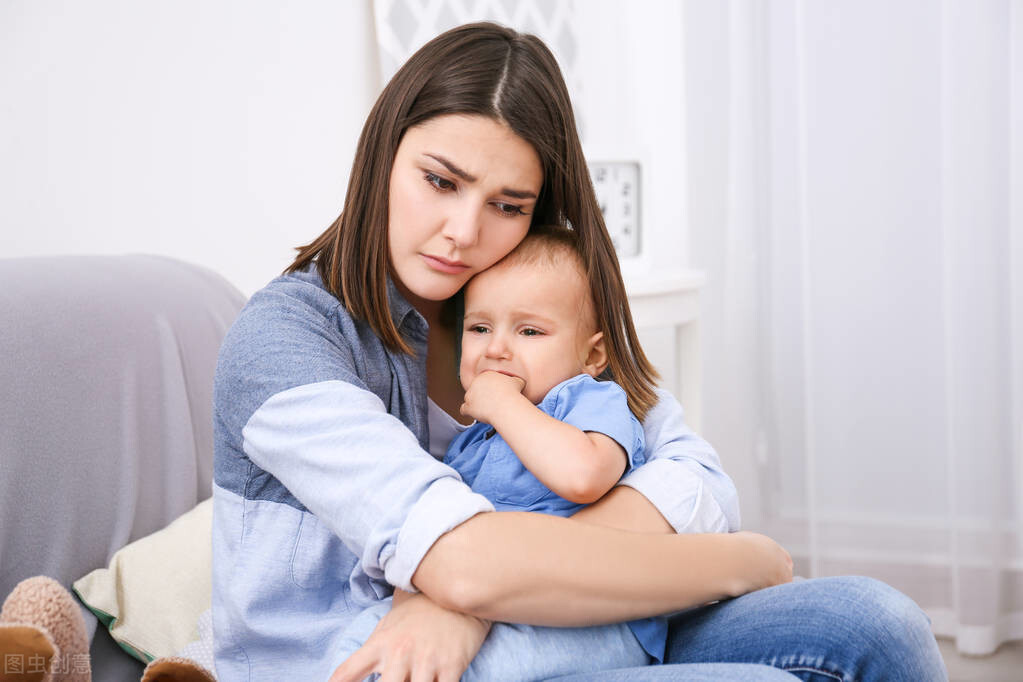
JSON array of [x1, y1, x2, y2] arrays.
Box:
[[460, 257, 597, 404]]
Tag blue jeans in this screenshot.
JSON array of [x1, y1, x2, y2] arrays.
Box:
[[549, 576, 948, 681], [340, 576, 947, 681]]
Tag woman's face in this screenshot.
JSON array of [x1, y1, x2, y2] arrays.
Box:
[[387, 114, 543, 309]]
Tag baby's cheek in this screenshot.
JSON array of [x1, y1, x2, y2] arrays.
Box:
[[522, 380, 547, 405], [458, 354, 474, 390]]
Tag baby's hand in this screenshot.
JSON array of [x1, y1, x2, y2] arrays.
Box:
[[460, 370, 527, 424]]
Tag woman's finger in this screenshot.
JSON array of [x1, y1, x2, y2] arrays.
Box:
[[327, 646, 379, 682], [378, 658, 412, 682], [409, 663, 437, 682], [435, 665, 463, 682]]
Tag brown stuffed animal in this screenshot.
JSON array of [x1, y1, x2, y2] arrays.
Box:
[[0, 577, 214, 682], [0, 577, 90, 682]]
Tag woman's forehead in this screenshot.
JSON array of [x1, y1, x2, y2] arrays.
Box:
[[400, 114, 542, 186]]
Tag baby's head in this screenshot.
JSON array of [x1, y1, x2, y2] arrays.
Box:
[[459, 225, 607, 404]]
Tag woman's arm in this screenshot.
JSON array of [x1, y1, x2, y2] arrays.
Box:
[[427, 378, 785, 625], [574, 389, 737, 534], [571, 484, 675, 533], [412, 511, 792, 626], [617, 387, 740, 534], [223, 289, 785, 629]]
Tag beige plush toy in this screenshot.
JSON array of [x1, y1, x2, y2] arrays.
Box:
[[0, 577, 214, 682]]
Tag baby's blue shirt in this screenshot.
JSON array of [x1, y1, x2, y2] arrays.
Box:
[[445, 374, 645, 514], [444, 373, 667, 662]]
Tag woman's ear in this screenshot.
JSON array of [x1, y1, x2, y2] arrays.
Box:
[[581, 331, 608, 377]]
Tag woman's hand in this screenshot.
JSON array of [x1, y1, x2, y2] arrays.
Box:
[[327, 589, 491, 682], [728, 531, 794, 596]]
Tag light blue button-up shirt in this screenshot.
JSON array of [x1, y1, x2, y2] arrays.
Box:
[[210, 264, 739, 681]]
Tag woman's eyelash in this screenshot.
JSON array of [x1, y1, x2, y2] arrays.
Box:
[[424, 172, 455, 191], [424, 171, 529, 217], [494, 202, 528, 216]]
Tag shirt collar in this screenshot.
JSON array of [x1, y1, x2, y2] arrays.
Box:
[[386, 276, 428, 335]]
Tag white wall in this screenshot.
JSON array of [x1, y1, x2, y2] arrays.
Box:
[[575, 1, 688, 282], [1, 1, 689, 297], [1, 0, 380, 296]]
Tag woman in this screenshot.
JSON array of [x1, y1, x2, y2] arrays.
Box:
[[211, 22, 946, 681]]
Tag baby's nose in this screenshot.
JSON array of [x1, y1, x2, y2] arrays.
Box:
[[485, 334, 510, 358]]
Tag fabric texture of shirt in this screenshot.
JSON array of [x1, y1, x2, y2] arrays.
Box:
[[445, 374, 643, 514], [210, 264, 740, 681], [444, 373, 666, 662]]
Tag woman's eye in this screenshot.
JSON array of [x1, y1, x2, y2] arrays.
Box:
[[494, 202, 527, 217], [425, 172, 455, 192]]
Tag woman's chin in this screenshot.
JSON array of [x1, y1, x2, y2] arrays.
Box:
[[415, 276, 469, 301], [404, 281, 464, 306]]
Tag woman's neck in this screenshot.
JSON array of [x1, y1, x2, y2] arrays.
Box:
[[424, 311, 471, 425], [392, 280, 468, 422], [417, 302, 443, 331]]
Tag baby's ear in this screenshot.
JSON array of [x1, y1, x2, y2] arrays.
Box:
[[582, 331, 608, 377]]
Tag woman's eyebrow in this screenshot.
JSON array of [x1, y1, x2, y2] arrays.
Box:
[[424, 153, 538, 200], [501, 187, 537, 200], [425, 153, 476, 181]]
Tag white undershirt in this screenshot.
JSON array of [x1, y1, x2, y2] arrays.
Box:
[[426, 398, 472, 461]]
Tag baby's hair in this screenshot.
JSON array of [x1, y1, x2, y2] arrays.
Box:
[[494, 224, 593, 329], [497, 223, 582, 272], [494, 224, 659, 420]]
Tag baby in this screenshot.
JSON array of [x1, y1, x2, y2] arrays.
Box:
[[449, 225, 646, 518], [336, 225, 667, 680]]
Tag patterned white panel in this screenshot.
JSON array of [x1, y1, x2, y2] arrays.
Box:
[[372, 0, 584, 138]]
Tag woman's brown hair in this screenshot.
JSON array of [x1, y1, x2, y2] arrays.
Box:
[[287, 21, 660, 419]]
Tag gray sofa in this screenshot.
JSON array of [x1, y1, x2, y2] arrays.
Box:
[[0, 255, 246, 680]]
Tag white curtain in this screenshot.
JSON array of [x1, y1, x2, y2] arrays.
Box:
[[685, 0, 1023, 656]]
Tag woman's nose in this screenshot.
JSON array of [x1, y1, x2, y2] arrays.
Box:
[[442, 203, 482, 249]]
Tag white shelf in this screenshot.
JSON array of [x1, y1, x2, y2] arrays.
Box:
[[625, 270, 705, 431]]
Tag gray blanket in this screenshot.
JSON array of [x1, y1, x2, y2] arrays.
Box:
[[0, 254, 246, 679]]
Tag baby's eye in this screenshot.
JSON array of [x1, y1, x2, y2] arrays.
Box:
[[425, 172, 456, 192], [493, 201, 527, 217], [520, 328, 543, 336], [467, 324, 489, 334]]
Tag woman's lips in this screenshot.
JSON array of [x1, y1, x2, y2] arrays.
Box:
[[421, 254, 470, 274]]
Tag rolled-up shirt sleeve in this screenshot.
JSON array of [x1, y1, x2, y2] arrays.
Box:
[[241, 381, 494, 592], [617, 388, 741, 534], [215, 282, 494, 593]]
